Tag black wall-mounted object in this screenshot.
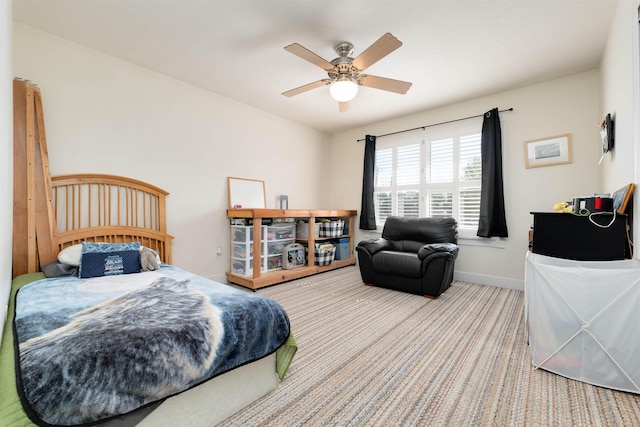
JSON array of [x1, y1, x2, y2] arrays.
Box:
[[601, 113, 615, 154]]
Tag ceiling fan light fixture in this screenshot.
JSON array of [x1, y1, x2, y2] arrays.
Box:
[[329, 79, 358, 102], [283, 33, 411, 107]]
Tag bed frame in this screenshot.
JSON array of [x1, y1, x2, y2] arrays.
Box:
[[33, 174, 281, 427], [12, 173, 282, 426]]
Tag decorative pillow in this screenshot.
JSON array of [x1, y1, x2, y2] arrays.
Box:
[[79, 242, 142, 278], [58, 244, 83, 267], [140, 247, 161, 271], [140, 245, 162, 263], [58, 243, 154, 268]]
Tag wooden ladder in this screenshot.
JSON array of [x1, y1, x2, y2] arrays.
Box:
[[13, 79, 57, 277]]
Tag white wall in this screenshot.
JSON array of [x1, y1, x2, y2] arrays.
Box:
[[601, 1, 639, 250], [600, 1, 637, 192], [330, 70, 603, 289], [12, 23, 331, 280], [0, 1, 12, 343]]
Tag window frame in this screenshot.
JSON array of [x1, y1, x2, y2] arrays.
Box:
[[373, 119, 485, 240]]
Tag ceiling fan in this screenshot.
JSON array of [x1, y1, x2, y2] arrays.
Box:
[[282, 33, 412, 112]]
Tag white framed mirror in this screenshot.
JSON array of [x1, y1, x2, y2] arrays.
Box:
[[228, 177, 266, 209]]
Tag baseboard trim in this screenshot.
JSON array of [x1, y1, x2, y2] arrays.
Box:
[[213, 270, 524, 292], [210, 274, 228, 284], [453, 271, 523, 291]]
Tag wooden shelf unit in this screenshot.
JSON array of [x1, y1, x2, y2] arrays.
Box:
[[226, 209, 357, 290]]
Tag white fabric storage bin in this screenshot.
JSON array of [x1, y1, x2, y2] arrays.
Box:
[[525, 251, 640, 394]]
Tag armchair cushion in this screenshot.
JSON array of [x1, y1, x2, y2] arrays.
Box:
[[374, 251, 422, 278], [389, 240, 425, 253], [382, 216, 458, 244]]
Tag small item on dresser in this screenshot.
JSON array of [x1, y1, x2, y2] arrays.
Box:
[[572, 195, 613, 214], [553, 202, 573, 213]]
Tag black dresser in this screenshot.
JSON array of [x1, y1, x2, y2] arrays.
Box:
[[530, 212, 629, 261]]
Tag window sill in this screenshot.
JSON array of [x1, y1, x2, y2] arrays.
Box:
[[458, 235, 506, 248], [363, 230, 506, 249]]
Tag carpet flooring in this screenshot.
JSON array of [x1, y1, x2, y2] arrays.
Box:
[[218, 266, 640, 426]]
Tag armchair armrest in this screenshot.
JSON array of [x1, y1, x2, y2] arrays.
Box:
[[356, 238, 393, 256], [418, 242, 458, 260]]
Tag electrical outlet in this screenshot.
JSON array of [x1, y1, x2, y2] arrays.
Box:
[[216, 247, 222, 256]]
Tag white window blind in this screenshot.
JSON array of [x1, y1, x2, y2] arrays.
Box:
[[427, 138, 453, 184], [459, 133, 482, 230], [375, 148, 392, 187], [397, 144, 420, 217], [374, 122, 482, 238], [374, 148, 393, 223]]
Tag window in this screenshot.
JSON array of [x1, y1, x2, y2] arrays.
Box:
[[373, 122, 482, 238]]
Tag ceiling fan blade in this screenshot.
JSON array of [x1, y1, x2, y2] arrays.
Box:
[[339, 101, 350, 113], [282, 79, 331, 97], [351, 33, 402, 71], [284, 43, 335, 71], [359, 75, 412, 94]]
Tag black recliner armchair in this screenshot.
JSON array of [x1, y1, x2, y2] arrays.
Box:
[[356, 216, 459, 298]]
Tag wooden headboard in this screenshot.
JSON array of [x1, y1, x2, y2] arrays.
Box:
[[51, 174, 174, 264]]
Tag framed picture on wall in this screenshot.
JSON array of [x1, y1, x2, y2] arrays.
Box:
[[612, 183, 634, 214], [524, 134, 572, 168]]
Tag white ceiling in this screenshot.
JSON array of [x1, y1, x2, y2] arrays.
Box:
[[12, 0, 621, 134]]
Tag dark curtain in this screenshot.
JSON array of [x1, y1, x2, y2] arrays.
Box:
[[359, 135, 377, 230], [477, 108, 508, 237]]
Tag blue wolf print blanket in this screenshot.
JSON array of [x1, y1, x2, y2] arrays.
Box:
[[13, 266, 291, 426]]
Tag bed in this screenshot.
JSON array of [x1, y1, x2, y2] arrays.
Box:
[[1, 174, 297, 426]]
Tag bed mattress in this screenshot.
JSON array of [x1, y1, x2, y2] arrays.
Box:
[[1, 268, 296, 426]]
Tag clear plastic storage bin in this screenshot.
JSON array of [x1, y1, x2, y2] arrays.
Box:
[[231, 225, 268, 243], [267, 240, 293, 255], [232, 243, 254, 259], [265, 256, 283, 271], [231, 225, 267, 276], [262, 224, 295, 272], [231, 258, 258, 276], [266, 224, 295, 240]]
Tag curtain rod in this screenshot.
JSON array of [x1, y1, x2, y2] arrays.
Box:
[[357, 107, 514, 142]]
